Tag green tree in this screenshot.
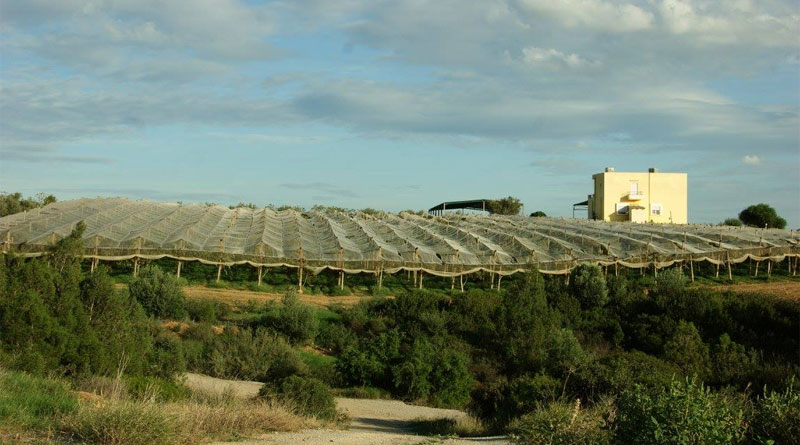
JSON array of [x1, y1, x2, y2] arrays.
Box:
[[273, 290, 319, 345], [569, 263, 608, 309], [738, 203, 787, 229], [486, 196, 523, 215], [529, 211, 547, 217], [663, 321, 711, 380], [721, 218, 742, 227], [0, 192, 57, 217], [128, 265, 186, 319]]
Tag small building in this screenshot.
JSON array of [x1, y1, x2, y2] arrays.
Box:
[[581, 167, 687, 224], [428, 199, 491, 216]]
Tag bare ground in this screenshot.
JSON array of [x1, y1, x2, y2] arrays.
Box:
[[183, 286, 367, 308], [705, 280, 800, 300], [184, 373, 508, 445]]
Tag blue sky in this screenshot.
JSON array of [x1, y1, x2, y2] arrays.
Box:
[[1, 0, 798, 226]]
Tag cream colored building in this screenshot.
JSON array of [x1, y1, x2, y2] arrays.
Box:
[[585, 168, 687, 224]]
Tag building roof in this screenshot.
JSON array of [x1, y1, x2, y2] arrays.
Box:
[[428, 199, 491, 213]]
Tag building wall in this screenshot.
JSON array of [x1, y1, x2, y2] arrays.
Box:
[[589, 171, 687, 224]]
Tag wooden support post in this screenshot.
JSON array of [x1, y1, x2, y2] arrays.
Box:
[[459, 274, 464, 292], [413, 270, 417, 287], [728, 260, 733, 281], [176, 260, 182, 278], [378, 268, 383, 290], [419, 271, 423, 289], [766, 260, 772, 278], [298, 266, 304, 294], [340, 270, 345, 290], [490, 272, 495, 289], [497, 274, 502, 291], [715, 263, 720, 279], [614, 262, 619, 277], [754, 261, 760, 277], [689, 259, 694, 282], [451, 276, 455, 290], [90, 257, 97, 274], [793, 257, 797, 277], [133, 258, 139, 277], [257, 266, 263, 286], [654, 264, 658, 278], [216, 264, 222, 283]]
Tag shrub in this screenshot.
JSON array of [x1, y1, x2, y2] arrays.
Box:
[[569, 264, 608, 309], [663, 321, 711, 380], [615, 378, 747, 445], [711, 334, 758, 386], [750, 378, 800, 444], [316, 322, 358, 354], [721, 218, 742, 227], [129, 265, 186, 319], [509, 399, 612, 445], [63, 400, 180, 445], [185, 299, 229, 323], [124, 376, 192, 402], [272, 290, 319, 345], [260, 376, 337, 421], [653, 267, 687, 300]]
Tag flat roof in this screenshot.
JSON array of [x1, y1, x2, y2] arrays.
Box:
[[428, 199, 491, 212]]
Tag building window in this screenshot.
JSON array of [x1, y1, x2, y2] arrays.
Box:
[[652, 204, 662, 215], [616, 203, 629, 215]]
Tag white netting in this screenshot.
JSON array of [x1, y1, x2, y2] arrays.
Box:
[[1, 198, 797, 276]]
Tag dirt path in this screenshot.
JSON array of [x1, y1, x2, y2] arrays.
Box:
[[185, 373, 508, 445]]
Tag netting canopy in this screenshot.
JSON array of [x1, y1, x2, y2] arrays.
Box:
[[1, 198, 798, 276]]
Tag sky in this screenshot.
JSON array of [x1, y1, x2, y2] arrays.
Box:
[[1, 0, 798, 226]]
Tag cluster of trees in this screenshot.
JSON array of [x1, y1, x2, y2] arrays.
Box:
[[315, 265, 798, 441], [0, 223, 179, 378], [721, 203, 788, 229], [0, 192, 57, 217]]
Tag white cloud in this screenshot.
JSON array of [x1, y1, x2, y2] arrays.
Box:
[[514, 0, 654, 32], [742, 155, 761, 165], [519, 47, 598, 69]]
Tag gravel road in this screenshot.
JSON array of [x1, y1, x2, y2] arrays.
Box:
[[185, 373, 508, 445]]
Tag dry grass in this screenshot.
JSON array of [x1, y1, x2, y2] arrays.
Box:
[[171, 398, 315, 442], [410, 414, 488, 437]]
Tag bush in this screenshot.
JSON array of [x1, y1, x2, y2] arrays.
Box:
[[750, 378, 800, 444], [509, 399, 611, 445], [569, 264, 608, 309], [124, 376, 192, 402], [721, 218, 742, 227], [615, 378, 747, 445], [185, 299, 230, 323], [260, 376, 337, 421], [129, 265, 186, 319], [663, 321, 711, 380], [271, 290, 319, 345]]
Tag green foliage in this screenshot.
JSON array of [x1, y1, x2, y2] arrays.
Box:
[[392, 337, 474, 408], [529, 211, 547, 217], [653, 267, 687, 300], [570, 263, 608, 309], [721, 218, 742, 227], [663, 321, 711, 380], [186, 326, 307, 382], [0, 192, 56, 217], [486, 196, 523, 215], [711, 334, 759, 387], [510, 399, 612, 445], [615, 378, 747, 445], [184, 299, 230, 323], [269, 290, 319, 345], [0, 368, 78, 430], [750, 378, 800, 444], [738, 203, 787, 229], [128, 265, 186, 319], [260, 375, 337, 421], [123, 375, 192, 402]]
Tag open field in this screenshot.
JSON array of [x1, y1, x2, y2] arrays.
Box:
[[700, 280, 800, 300]]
